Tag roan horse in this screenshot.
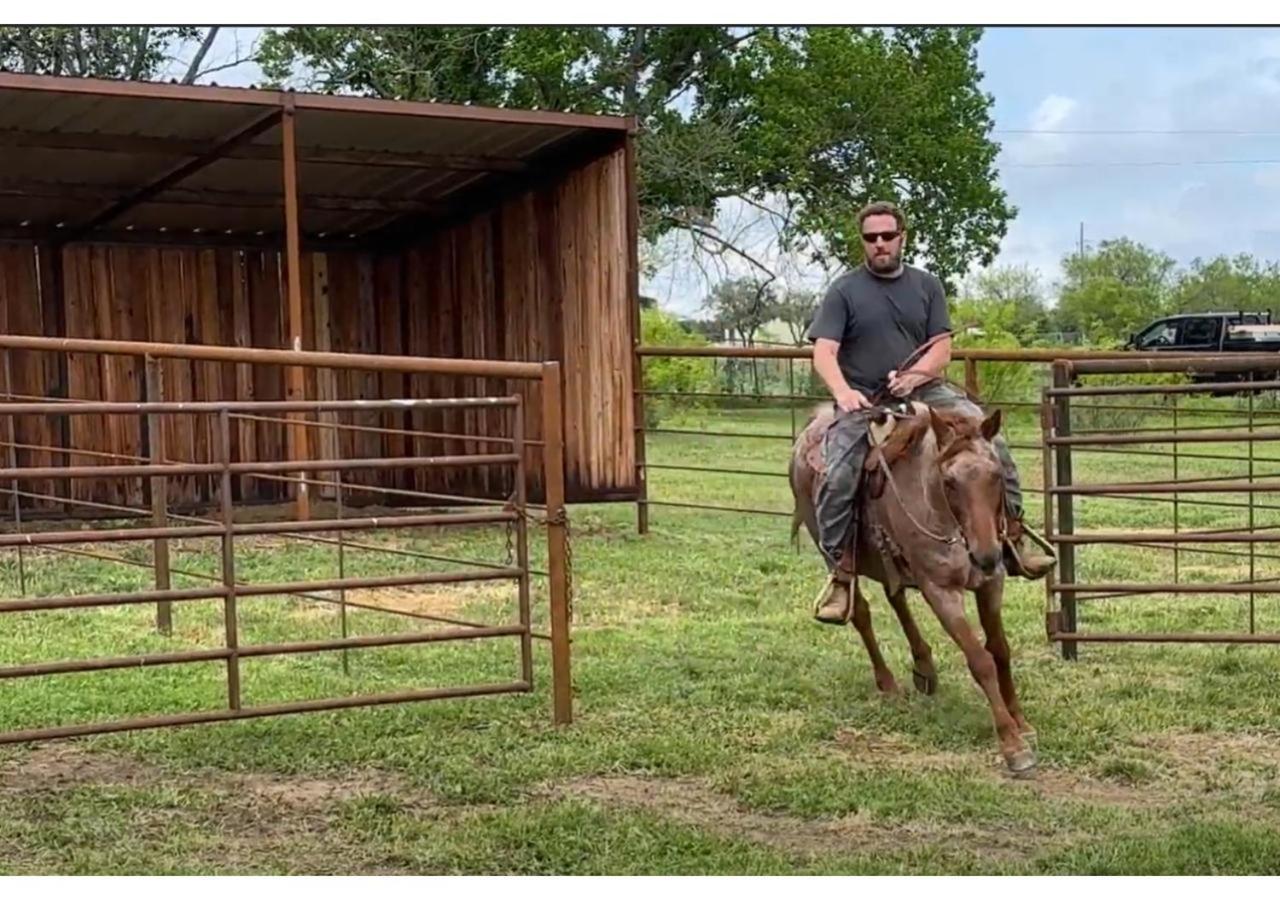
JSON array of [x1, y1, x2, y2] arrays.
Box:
[[788, 402, 1037, 776]]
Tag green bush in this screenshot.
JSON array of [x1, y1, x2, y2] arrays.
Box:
[[639, 308, 717, 426]]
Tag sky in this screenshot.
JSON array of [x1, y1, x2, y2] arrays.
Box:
[[646, 26, 1280, 316], [190, 26, 1280, 317]]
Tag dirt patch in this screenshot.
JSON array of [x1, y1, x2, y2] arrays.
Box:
[[1016, 767, 1170, 809], [1138, 730, 1280, 769], [834, 728, 987, 771], [548, 774, 1057, 862], [833, 728, 1181, 809], [289, 581, 511, 622], [0, 743, 418, 806], [0, 743, 437, 873]]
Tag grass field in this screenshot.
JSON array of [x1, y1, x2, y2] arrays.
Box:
[[3, 397, 1280, 875]]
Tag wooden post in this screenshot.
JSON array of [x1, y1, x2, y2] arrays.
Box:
[[281, 98, 310, 520], [964, 356, 980, 400], [541, 362, 572, 725], [145, 356, 172, 635]]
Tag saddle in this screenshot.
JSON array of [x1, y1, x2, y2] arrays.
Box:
[[800, 401, 929, 500]]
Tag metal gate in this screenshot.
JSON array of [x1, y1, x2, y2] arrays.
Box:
[[0, 336, 573, 743], [1042, 355, 1280, 657]]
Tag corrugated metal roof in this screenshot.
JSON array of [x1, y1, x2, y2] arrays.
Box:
[[0, 73, 632, 244]]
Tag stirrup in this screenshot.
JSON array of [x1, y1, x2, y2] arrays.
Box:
[[812, 576, 852, 625]]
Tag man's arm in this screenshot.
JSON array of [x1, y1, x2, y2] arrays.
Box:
[[914, 334, 953, 378], [814, 338, 870, 412]]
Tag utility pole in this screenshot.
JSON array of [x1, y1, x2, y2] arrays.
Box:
[[1078, 222, 1085, 259]]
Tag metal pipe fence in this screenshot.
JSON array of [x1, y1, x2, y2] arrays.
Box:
[[635, 343, 1280, 652], [0, 335, 574, 742]]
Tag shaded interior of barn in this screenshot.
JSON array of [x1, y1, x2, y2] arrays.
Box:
[[0, 74, 638, 512]]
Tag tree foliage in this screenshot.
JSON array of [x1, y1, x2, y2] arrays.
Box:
[[256, 26, 1014, 286], [0, 27, 223, 82], [1055, 238, 1177, 345], [1169, 254, 1280, 314], [963, 264, 1049, 341]]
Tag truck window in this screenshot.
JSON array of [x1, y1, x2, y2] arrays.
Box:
[[1181, 317, 1220, 346], [1137, 321, 1179, 348]]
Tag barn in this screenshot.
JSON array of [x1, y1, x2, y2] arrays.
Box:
[[0, 72, 640, 511]]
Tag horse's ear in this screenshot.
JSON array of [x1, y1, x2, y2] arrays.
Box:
[[980, 408, 1002, 441]]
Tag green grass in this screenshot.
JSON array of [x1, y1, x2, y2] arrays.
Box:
[[2, 398, 1280, 874]]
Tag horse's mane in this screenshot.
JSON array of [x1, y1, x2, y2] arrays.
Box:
[[881, 406, 985, 467]]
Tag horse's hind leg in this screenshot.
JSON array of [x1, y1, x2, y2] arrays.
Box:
[[976, 577, 1035, 742], [884, 588, 938, 696], [917, 580, 1035, 776], [851, 583, 899, 695]]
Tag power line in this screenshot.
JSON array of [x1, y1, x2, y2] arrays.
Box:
[[1003, 158, 1280, 168], [995, 128, 1280, 136]]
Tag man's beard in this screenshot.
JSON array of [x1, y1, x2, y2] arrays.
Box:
[[866, 249, 902, 274]]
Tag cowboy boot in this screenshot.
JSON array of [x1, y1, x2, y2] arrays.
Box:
[[1005, 516, 1056, 580], [813, 540, 857, 625], [812, 573, 853, 624]]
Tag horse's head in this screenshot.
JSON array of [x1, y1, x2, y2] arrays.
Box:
[[928, 407, 1007, 577]]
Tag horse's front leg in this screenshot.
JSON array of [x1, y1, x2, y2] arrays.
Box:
[[917, 578, 1035, 776], [851, 582, 899, 695], [884, 587, 937, 695], [975, 575, 1035, 743]]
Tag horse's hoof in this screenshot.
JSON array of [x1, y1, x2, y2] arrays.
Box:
[[1004, 747, 1037, 778], [912, 668, 938, 696]]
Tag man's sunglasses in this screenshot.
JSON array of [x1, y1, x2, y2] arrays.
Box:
[[861, 230, 901, 244]]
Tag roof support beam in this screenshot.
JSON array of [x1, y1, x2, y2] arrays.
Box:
[[0, 181, 445, 215], [281, 100, 310, 522], [63, 108, 283, 241], [0, 129, 530, 173]]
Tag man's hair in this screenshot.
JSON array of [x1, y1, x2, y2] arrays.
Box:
[[857, 201, 906, 232]]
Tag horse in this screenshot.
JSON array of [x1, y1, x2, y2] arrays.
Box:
[[788, 402, 1037, 776]]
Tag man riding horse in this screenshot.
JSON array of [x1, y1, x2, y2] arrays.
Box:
[[806, 200, 1055, 626]]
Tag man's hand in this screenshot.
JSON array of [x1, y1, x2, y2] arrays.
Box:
[[835, 387, 871, 413], [887, 369, 931, 398]]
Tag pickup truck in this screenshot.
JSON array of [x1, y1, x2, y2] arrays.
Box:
[[1124, 311, 1280, 383]]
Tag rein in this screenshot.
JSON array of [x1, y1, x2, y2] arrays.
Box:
[[868, 411, 1009, 552], [870, 428, 964, 547]]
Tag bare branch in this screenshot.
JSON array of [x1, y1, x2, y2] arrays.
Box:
[[181, 27, 220, 84]]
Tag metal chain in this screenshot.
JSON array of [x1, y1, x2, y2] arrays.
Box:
[[503, 491, 516, 566], [508, 503, 575, 623]]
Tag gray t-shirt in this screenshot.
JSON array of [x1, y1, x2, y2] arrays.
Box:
[[805, 264, 951, 396]]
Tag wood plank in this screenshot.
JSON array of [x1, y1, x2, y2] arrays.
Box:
[[355, 253, 381, 489], [1, 246, 55, 504], [106, 246, 145, 505], [229, 249, 257, 496], [310, 251, 337, 499], [62, 246, 100, 503], [375, 254, 406, 494], [246, 250, 285, 499]]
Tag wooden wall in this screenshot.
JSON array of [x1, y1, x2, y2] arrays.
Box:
[[0, 147, 636, 512]]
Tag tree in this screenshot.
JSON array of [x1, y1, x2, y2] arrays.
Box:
[[701, 277, 777, 394], [963, 264, 1049, 341], [1169, 254, 1280, 314], [255, 26, 1014, 286], [702, 277, 777, 346], [0, 27, 252, 84], [1054, 239, 1176, 345], [773, 289, 818, 345]]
